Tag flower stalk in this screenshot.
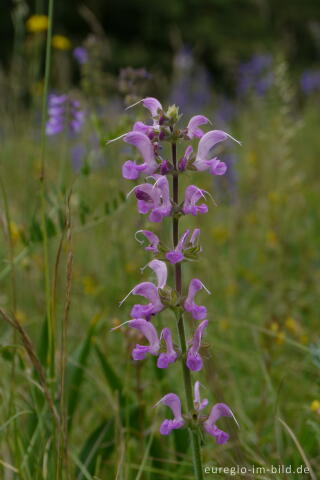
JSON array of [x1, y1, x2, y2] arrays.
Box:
[[110, 97, 239, 478], [172, 141, 204, 480]]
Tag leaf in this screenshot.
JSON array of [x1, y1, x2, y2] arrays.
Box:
[[77, 419, 115, 480], [45, 216, 56, 238], [29, 218, 43, 243], [67, 320, 97, 429], [94, 345, 128, 407], [77, 406, 140, 479]]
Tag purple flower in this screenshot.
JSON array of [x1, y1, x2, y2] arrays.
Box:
[[128, 97, 163, 119], [142, 97, 163, 117], [128, 282, 164, 319], [122, 131, 158, 180], [203, 403, 234, 444], [178, 145, 193, 171], [184, 278, 210, 320], [46, 94, 84, 136], [121, 260, 167, 319], [157, 327, 178, 368], [144, 259, 167, 289], [154, 386, 237, 441], [193, 381, 208, 411], [194, 130, 240, 175], [155, 393, 185, 435], [135, 230, 160, 253], [182, 185, 208, 216], [237, 54, 273, 97], [187, 115, 210, 139], [300, 70, 320, 95], [73, 46, 88, 65], [166, 228, 200, 264], [186, 319, 208, 371], [133, 121, 153, 136], [132, 175, 172, 222], [128, 318, 160, 360]]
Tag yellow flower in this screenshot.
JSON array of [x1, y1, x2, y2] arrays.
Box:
[[26, 15, 48, 33], [266, 230, 279, 248], [245, 212, 258, 225], [268, 191, 281, 204], [275, 330, 285, 345], [9, 222, 21, 245], [125, 262, 137, 274], [15, 310, 27, 324], [52, 35, 71, 51], [270, 321, 279, 332], [82, 276, 99, 295], [285, 317, 299, 334], [225, 283, 237, 297], [299, 334, 308, 345], [310, 400, 320, 413], [246, 151, 257, 166], [218, 318, 229, 331], [211, 226, 229, 245]]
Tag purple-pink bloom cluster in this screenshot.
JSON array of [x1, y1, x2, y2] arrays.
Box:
[[46, 94, 84, 136], [155, 382, 237, 443], [111, 97, 238, 445]]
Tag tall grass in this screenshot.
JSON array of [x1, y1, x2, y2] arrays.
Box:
[[0, 47, 319, 480]]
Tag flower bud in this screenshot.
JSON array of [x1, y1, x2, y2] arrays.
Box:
[[158, 286, 178, 307], [165, 105, 180, 124]]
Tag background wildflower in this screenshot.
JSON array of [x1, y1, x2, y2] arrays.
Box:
[[26, 15, 48, 33]]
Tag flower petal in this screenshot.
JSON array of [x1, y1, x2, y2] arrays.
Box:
[[187, 115, 210, 139]]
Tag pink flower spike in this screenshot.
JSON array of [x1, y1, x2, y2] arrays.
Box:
[[135, 230, 160, 253], [128, 318, 160, 360], [166, 229, 190, 264], [193, 381, 209, 411], [142, 97, 163, 117], [203, 403, 237, 444], [133, 121, 153, 136], [146, 259, 168, 289], [155, 393, 184, 435], [157, 328, 178, 368], [134, 183, 161, 214], [186, 319, 208, 371], [187, 115, 210, 139], [119, 281, 163, 320], [122, 131, 158, 179], [179, 145, 193, 171], [149, 175, 172, 222], [194, 130, 240, 175], [184, 278, 210, 320], [190, 228, 201, 246], [182, 185, 208, 216]]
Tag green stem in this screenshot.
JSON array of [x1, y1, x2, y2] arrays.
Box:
[[39, 0, 54, 379], [171, 143, 204, 480]]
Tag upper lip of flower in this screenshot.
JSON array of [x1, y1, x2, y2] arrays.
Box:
[[186, 115, 211, 139], [119, 260, 167, 319]]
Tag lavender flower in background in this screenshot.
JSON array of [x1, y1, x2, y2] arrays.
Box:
[[110, 97, 239, 477], [71, 144, 86, 171], [170, 46, 212, 115], [215, 95, 237, 127], [73, 46, 88, 65], [46, 94, 85, 136], [300, 69, 320, 94], [237, 54, 274, 97]]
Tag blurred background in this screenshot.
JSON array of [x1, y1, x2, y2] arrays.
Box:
[[0, 1, 320, 479]]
